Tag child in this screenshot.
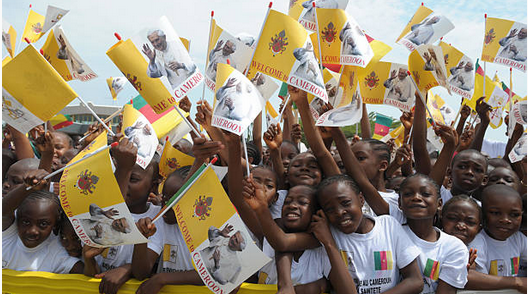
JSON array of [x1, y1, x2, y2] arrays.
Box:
[[441, 195, 482, 245], [59, 212, 83, 258], [2, 169, 83, 273], [2, 158, 39, 197], [465, 185, 526, 292], [397, 174, 470, 293], [442, 149, 488, 204], [486, 166, 521, 192], [315, 175, 423, 293]]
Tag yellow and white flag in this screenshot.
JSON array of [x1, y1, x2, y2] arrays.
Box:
[[408, 44, 449, 94], [439, 41, 475, 99], [205, 19, 253, 92], [21, 9, 45, 44], [396, 5, 454, 52], [174, 166, 270, 294], [59, 144, 147, 248], [41, 26, 98, 82], [106, 77, 127, 100], [2, 19, 16, 58], [308, 68, 341, 120], [2, 45, 78, 134], [265, 101, 279, 127], [159, 142, 195, 178], [288, 0, 348, 32], [481, 17, 526, 72], [380, 125, 405, 147], [249, 10, 327, 102], [212, 63, 266, 136], [42, 5, 69, 33], [316, 79, 362, 127], [122, 104, 159, 169], [467, 71, 508, 129], [315, 8, 373, 67], [359, 62, 416, 112]]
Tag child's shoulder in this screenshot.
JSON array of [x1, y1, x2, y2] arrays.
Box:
[[438, 229, 468, 251]]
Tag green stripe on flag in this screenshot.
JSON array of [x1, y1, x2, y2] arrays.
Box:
[[374, 251, 381, 270], [165, 163, 208, 208], [424, 258, 435, 278], [278, 82, 288, 99], [376, 113, 392, 127], [131, 95, 148, 110]]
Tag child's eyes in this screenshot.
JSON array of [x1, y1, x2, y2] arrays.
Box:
[[39, 221, 50, 228], [266, 185, 274, 190], [341, 200, 352, 206], [510, 213, 522, 218], [21, 220, 31, 226]]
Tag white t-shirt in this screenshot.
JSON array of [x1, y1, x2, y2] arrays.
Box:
[[389, 202, 407, 224], [323, 215, 420, 293], [2, 223, 81, 273], [156, 222, 194, 273], [363, 190, 400, 217], [468, 230, 527, 277], [259, 238, 326, 285], [269, 190, 288, 220], [440, 186, 481, 207], [403, 226, 468, 293], [95, 203, 164, 272]]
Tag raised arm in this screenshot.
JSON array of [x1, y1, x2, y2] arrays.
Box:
[[263, 123, 286, 189], [253, 112, 263, 157], [429, 124, 458, 187], [289, 86, 339, 176], [413, 91, 431, 175], [112, 137, 137, 199], [360, 103, 372, 139], [469, 97, 491, 152], [8, 124, 35, 160], [195, 100, 231, 166]]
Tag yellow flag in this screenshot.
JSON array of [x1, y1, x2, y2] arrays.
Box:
[[337, 65, 361, 108], [315, 8, 374, 67], [69, 131, 108, 165], [21, 9, 45, 44], [2, 45, 78, 134], [106, 77, 126, 100], [481, 17, 526, 72], [439, 41, 475, 99], [266, 101, 278, 119], [180, 37, 190, 52], [159, 142, 195, 178], [2, 19, 17, 58], [307, 67, 341, 107], [427, 92, 446, 125], [408, 45, 449, 94], [41, 29, 74, 81], [2, 56, 12, 66], [468, 71, 508, 128], [122, 104, 160, 169], [288, 0, 348, 32], [249, 10, 328, 101]]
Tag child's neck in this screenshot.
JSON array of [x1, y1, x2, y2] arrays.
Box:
[[450, 185, 473, 197], [407, 219, 438, 242], [356, 216, 375, 234], [129, 203, 149, 215], [371, 174, 387, 192]]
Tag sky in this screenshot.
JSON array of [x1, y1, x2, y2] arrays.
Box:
[[2, 0, 527, 142]]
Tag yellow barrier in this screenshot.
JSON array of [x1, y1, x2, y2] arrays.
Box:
[[2, 270, 277, 294]]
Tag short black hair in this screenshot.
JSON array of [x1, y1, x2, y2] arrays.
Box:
[[17, 190, 62, 228], [316, 174, 360, 202], [442, 194, 482, 225], [362, 139, 391, 164], [399, 173, 440, 199], [282, 140, 300, 154], [246, 141, 261, 165], [482, 184, 522, 209], [451, 149, 487, 170], [53, 131, 74, 148]]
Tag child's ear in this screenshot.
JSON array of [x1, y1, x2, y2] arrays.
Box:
[[378, 160, 389, 172], [358, 192, 365, 207]]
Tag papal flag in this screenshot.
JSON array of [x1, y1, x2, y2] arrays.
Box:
[[380, 125, 405, 147], [41, 26, 98, 82], [21, 9, 45, 44], [248, 10, 328, 102], [439, 41, 475, 99], [59, 141, 147, 248], [481, 17, 526, 72], [70, 131, 108, 165], [265, 101, 279, 127], [159, 142, 194, 178], [42, 5, 69, 33], [426, 92, 446, 125], [308, 68, 342, 110], [288, 0, 348, 32], [122, 104, 159, 169], [130, 95, 186, 140], [172, 165, 271, 294], [314, 8, 373, 67], [2, 19, 17, 58], [396, 5, 454, 52], [204, 19, 253, 92], [408, 44, 449, 94], [2, 45, 78, 134], [107, 77, 127, 100], [212, 63, 267, 136]]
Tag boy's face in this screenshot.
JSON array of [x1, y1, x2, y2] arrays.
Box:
[[280, 144, 298, 170], [3, 164, 28, 197], [487, 167, 520, 192], [351, 142, 385, 182], [52, 133, 72, 163], [399, 176, 440, 220], [252, 168, 277, 206], [441, 200, 481, 245], [126, 164, 156, 213], [451, 153, 487, 193], [287, 153, 322, 187], [17, 199, 57, 248], [484, 193, 523, 241], [282, 186, 315, 232], [319, 182, 363, 234], [161, 175, 186, 225]]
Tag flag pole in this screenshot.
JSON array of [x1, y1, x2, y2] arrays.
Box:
[[243, 2, 273, 78], [201, 11, 215, 103], [242, 133, 251, 177], [407, 71, 437, 128], [76, 97, 115, 136], [312, 2, 325, 75], [173, 105, 201, 137], [78, 107, 124, 143], [152, 157, 218, 223], [450, 99, 464, 127], [508, 67, 514, 138], [277, 94, 291, 122], [26, 142, 119, 190]]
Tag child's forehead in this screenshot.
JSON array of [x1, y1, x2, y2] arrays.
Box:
[[484, 190, 522, 208], [252, 167, 274, 178], [446, 200, 479, 215], [292, 152, 317, 162], [489, 167, 516, 178], [288, 185, 315, 199], [454, 152, 487, 166]]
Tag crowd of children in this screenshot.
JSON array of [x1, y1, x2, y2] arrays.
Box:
[[2, 86, 527, 294]]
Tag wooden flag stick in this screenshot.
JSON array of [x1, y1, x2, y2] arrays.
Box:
[[312, 1, 325, 75], [79, 107, 124, 142], [76, 97, 115, 136], [243, 2, 273, 78], [406, 71, 437, 128], [242, 133, 251, 177], [26, 142, 119, 190], [201, 11, 215, 103], [172, 105, 201, 137]]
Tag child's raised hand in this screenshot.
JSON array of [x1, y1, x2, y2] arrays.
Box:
[[147, 192, 163, 206], [400, 111, 414, 131], [136, 217, 157, 238], [467, 248, 477, 270], [242, 175, 269, 210], [458, 127, 474, 151], [394, 144, 412, 166], [34, 129, 54, 155], [310, 210, 334, 247], [264, 123, 283, 150], [178, 96, 192, 113], [434, 124, 458, 147], [192, 135, 224, 162], [195, 100, 213, 129], [287, 85, 305, 104], [291, 123, 302, 144], [460, 104, 471, 120], [24, 169, 50, 190], [475, 97, 491, 123], [82, 245, 105, 260], [111, 137, 137, 171]]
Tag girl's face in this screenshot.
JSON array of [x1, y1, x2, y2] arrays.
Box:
[[442, 200, 481, 245], [281, 144, 298, 170], [399, 176, 440, 220], [251, 168, 278, 205], [60, 220, 82, 257], [287, 153, 322, 187], [281, 186, 316, 232], [487, 167, 520, 191], [484, 193, 523, 241], [161, 175, 186, 225], [351, 142, 382, 181], [318, 182, 363, 234], [16, 199, 58, 248]]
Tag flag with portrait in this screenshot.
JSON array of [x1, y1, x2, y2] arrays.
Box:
[[2, 19, 16, 58], [288, 0, 348, 32], [439, 41, 475, 99], [481, 17, 526, 72], [408, 44, 449, 94]]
